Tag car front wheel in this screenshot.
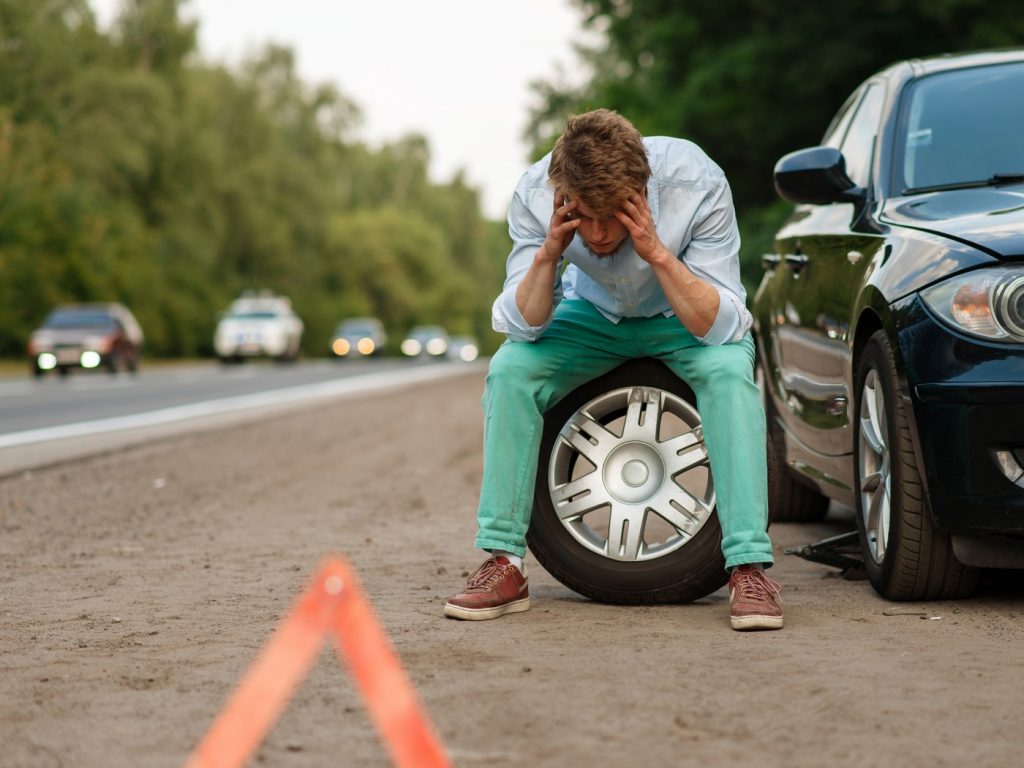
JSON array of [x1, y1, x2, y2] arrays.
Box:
[[854, 331, 977, 600], [528, 359, 727, 604]]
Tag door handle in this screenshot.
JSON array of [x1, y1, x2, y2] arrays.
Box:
[[784, 253, 809, 272], [761, 253, 781, 270]]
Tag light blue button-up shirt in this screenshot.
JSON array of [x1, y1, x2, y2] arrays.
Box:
[[492, 136, 752, 346]]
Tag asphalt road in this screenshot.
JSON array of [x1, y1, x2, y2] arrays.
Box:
[[2, 369, 1023, 767], [0, 357, 483, 476], [0, 358, 455, 437]]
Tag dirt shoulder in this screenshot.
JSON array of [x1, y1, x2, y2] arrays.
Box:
[[1, 371, 1023, 767]]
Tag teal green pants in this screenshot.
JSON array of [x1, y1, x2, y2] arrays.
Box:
[[475, 299, 773, 570]]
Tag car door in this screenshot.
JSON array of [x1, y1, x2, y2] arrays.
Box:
[[764, 82, 888, 478]]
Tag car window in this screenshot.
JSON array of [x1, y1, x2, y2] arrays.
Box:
[[822, 90, 860, 149], [839, 83, 885, 189], [896, 61, 1024, 193], [228, 311, 280, 320], [45, 311, 114, 329]]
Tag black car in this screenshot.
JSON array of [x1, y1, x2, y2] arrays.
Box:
[[754, 50, 1024, 600]]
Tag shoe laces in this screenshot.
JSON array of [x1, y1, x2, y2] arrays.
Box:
[[466, 558, 515, 591], [733, 567, 782, 603]]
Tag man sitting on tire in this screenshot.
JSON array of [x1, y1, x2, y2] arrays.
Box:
[[444, 109, 783, 631]]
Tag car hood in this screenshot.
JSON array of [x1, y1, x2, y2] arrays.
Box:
[[34, 328, 112, 344], [881, 186, 1024, 259], [218, 319, 283, 331]]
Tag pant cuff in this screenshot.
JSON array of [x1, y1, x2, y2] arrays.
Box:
[[724, 552, 775, 570], [474, 536, 527, 558]]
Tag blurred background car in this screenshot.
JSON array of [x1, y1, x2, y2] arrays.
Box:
[[330, 317, 388, 359], [214, 291, 303, 363], [446, 335, 479, 362], [28, 303, 144, 377], [400, 324, 449, 358], [754, 49, 1024, 601]]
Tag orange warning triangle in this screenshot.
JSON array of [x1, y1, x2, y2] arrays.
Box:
[[184, 557, 450, 768]]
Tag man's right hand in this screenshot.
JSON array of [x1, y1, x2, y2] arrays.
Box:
[[538, 197, 580, 264]]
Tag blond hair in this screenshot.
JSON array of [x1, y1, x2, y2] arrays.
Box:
[[548, 109, 651, 217]]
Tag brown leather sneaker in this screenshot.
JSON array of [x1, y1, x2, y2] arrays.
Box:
[[443, 556, 530, 621], [729, 565, 783, 631]]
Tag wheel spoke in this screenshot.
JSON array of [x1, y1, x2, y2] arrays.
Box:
[[863, 378, 886, 455], [551, 473, 611, 520], [864, 478, 887, 561], [622, 387, 661, 442], [876, 479, 890, 559], [660, 426, 704, 458], [873, 379, 889, 451], [606, 504, 645, 561], [648, 487, 705, 536], [860, 469, 882, 494], [560, 412, 618, 465], [664, 440, 708, 476]]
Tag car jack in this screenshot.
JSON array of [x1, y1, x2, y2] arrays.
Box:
[[785, 530, 866, 579]]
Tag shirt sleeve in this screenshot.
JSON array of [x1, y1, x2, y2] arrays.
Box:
[[491, 180, 563, 342], [682, 174, 752, 346]]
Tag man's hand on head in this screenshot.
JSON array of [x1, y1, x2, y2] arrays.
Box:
[[538, 197, 580, 264], [615, 191, 671, 266]]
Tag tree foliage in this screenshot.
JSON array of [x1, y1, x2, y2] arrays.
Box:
[[527, 0, 1024, 290], [0, 0, 505, 357]]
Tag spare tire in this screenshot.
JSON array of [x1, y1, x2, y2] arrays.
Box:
[[527, 359, 728, 604]]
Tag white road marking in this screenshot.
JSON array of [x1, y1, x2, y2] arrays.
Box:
[[0, 363, 480, 449]]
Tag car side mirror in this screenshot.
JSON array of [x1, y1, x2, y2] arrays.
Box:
[[773, 147, 866, 205]]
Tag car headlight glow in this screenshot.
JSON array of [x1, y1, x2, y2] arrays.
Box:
[[332, 338, 350, 356], [921, 267, 1024, 343], [356, 337, 375, 355], [458, 344, 479, 362], [401, 339, 422, 356], [37, 352, 57, 370], [425, 338, 448, 356], [80, 350, 102, 368]]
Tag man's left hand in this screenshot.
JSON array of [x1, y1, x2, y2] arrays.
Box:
[[615, 191, 671, 265]]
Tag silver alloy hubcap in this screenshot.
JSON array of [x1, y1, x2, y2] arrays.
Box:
[[548, 385, 715, 562], [858, 369, 891, 564]]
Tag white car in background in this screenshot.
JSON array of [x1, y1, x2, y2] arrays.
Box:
[[214, 292, 303, 362]]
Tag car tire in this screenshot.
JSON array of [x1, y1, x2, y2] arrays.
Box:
[[763, 386, 830, 523], [854, 331, 977, 600], [527, 359, 727, 605]]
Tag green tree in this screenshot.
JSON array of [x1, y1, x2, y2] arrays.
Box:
[[527, 0, 1024, 291], [0, 0, 506, 359]]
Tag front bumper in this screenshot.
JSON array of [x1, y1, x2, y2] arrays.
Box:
[[897, 297, 1024, 535]]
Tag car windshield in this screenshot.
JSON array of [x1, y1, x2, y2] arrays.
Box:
[[228, 311, 280, 320], [339, 320, 377, 334], [896, 61, 1024, 194], [44, 310, 114, 330]]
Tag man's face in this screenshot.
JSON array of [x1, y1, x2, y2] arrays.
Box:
[[566, 197, 630, 257]]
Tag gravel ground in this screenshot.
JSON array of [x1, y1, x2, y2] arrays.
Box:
[[2, 370, 1023, 767]]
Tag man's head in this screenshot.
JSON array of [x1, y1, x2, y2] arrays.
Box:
[[548, 109, 651, 256]]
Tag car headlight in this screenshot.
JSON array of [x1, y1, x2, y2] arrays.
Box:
[[425, 337, 448, 356], [921, 266, 1024, 342], [401, 339, 422, 356]]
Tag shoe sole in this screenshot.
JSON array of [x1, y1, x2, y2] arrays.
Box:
[[731, 614, 784, 631], [443, 596, 530, 621]]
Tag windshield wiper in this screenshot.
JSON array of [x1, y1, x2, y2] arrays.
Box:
[[903, 173, 1024, 195]]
